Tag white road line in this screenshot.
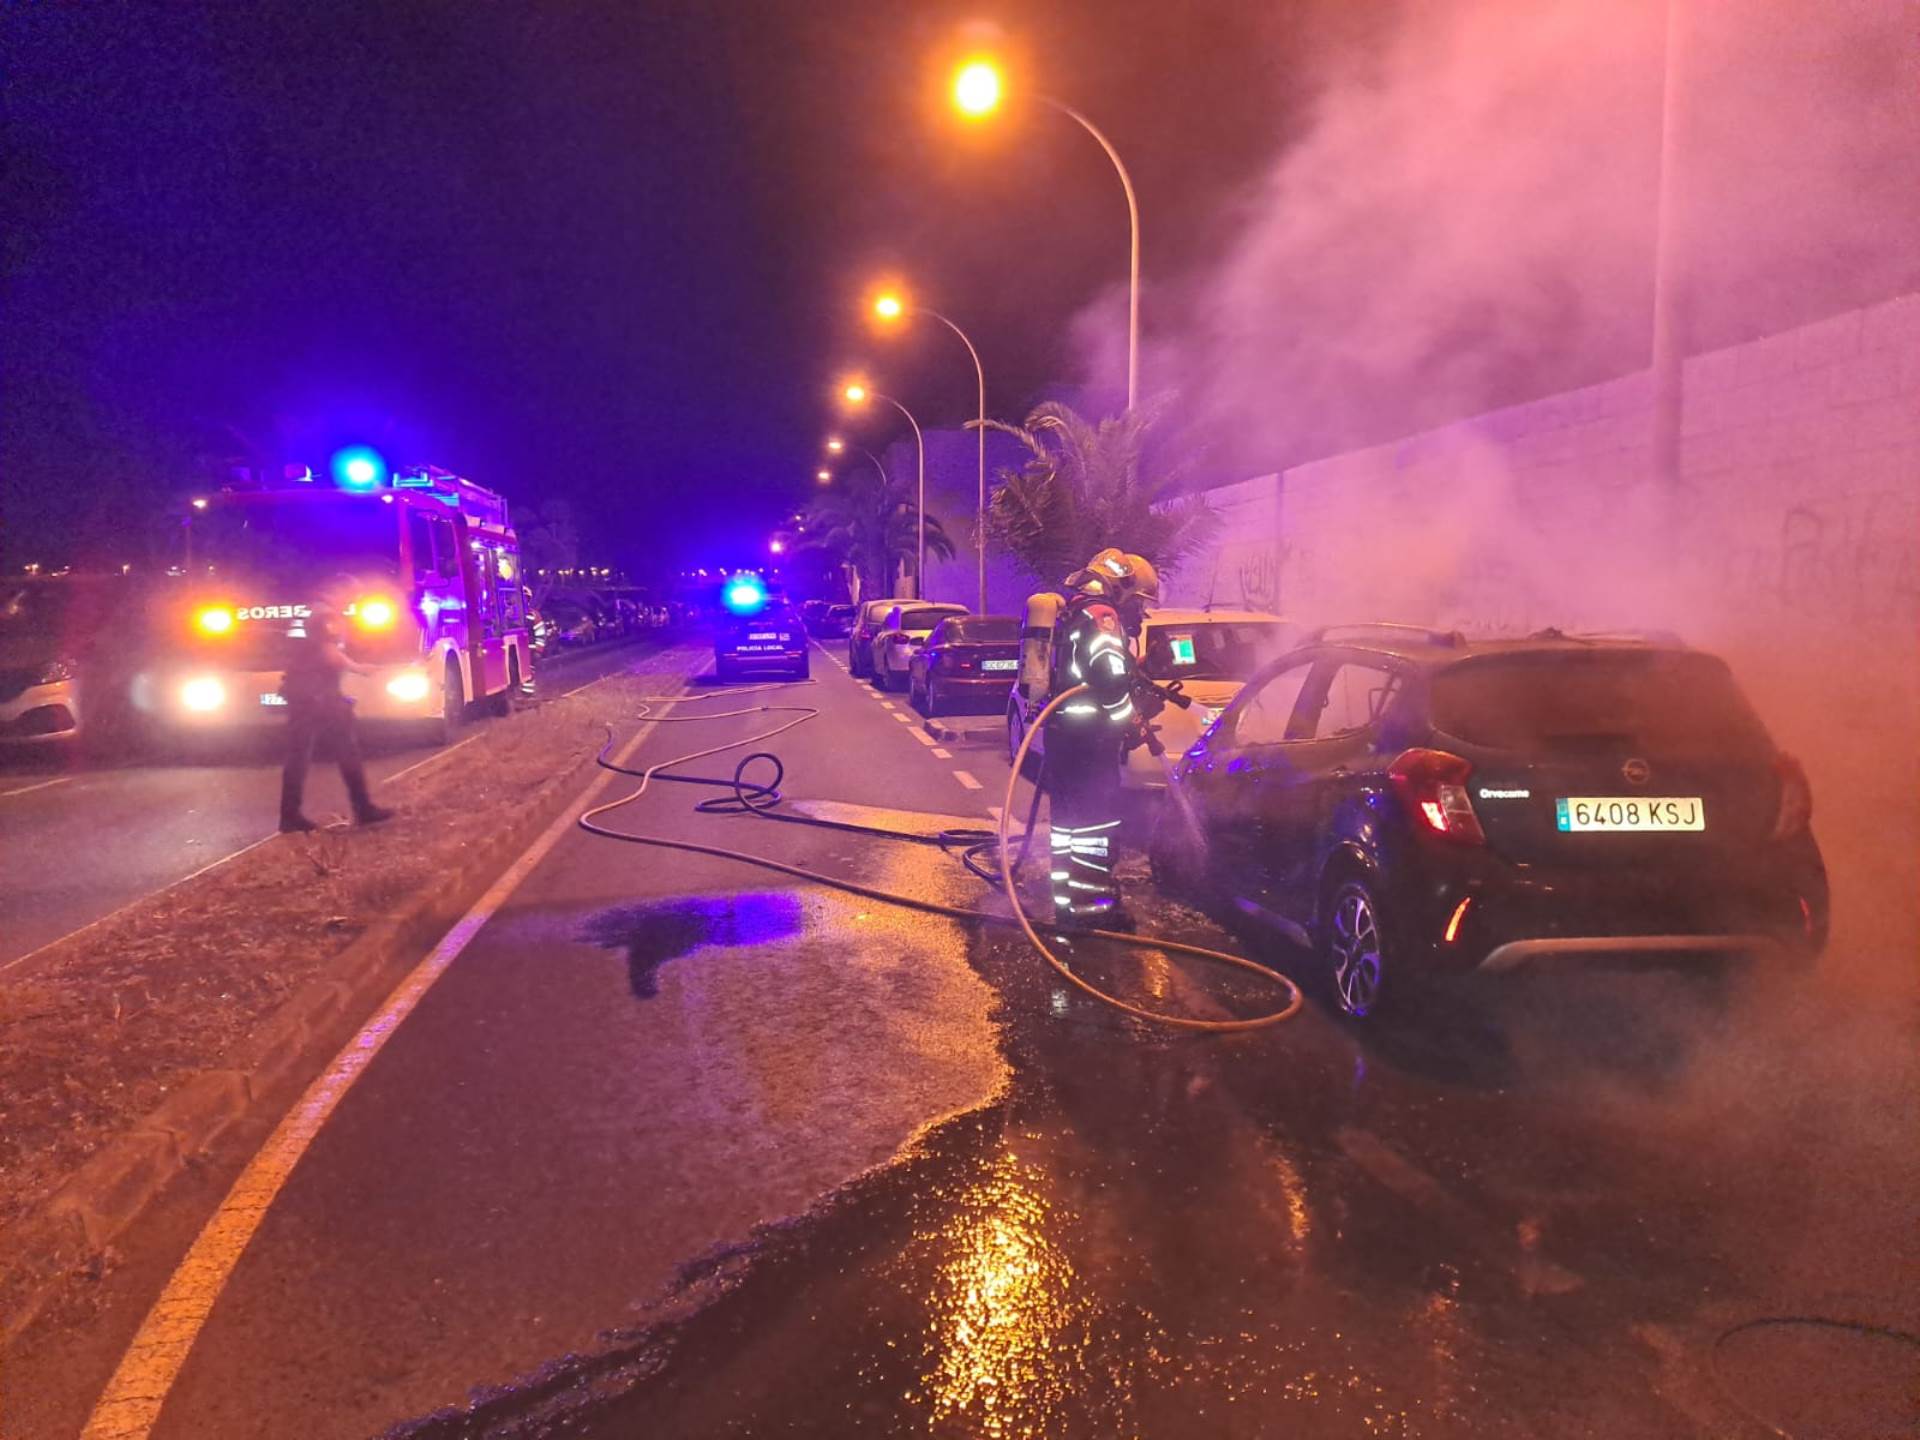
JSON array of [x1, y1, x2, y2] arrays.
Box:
[[953, 770, 983, 790], [931, 747, 952, 759], [76, 693, 684, 1440], [0, 775, 72, 800], [880, 701, 896, 710], [988, 804, 1003, 823], [379, 732, 481, 786], [909, 729, 936, 746], [892, 713, 913, 724]]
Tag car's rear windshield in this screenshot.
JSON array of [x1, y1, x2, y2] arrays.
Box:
[[828, 605, 854, 617], [1430, 651, 1773, 756], [1142, 622, 1287, 681], [939, 616, 1018, 644], [899, 607, 964, 630]]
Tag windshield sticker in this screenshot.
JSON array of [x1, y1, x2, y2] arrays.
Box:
[[1168, 635, 1196, 666]]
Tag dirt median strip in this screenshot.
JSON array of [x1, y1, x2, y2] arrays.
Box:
[[0, 644, 695, 1344]]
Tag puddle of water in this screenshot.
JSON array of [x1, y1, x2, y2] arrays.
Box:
[[580, 892, 805, 997]]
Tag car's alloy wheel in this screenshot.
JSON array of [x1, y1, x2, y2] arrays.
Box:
[[1328, 881, 1386, 1018], [924, 680, 940, 716]]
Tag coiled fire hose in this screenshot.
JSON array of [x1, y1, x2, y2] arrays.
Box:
[[578, 677, 1302, 1032]]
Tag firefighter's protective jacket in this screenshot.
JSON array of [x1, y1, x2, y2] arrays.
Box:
[[1046, 595, 1139, 732]]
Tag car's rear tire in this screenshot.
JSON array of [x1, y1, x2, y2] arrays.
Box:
[[792, 652, 810, 680], [848, 643, 865, 678], [923, 679, 942, 716], [1322, 875, 1392, 1020], [715, 656, 737, 682]]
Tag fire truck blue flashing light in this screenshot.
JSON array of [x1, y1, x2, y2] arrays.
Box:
[[723, 574, 768, 616], [332, 447, 387, 491]]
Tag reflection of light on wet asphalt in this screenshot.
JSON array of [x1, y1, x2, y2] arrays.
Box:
[[921, 1152, 1084, 1434], [1269, 1144, 1313, 1243]]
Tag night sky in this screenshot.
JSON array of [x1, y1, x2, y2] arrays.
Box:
[[3, 1, 1355, 577]]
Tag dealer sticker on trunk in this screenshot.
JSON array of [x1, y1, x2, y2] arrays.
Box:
[[1556, 796, 1705, 832]]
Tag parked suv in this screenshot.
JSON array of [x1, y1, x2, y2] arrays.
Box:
[[1153, 625, 1828, 1019]]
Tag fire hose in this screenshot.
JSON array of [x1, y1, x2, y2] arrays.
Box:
[[578, 677, 1302, 1032]]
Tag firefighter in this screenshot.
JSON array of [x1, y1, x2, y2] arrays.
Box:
[[279, 574, 395, 833], [1039, 548, 1162, 930]]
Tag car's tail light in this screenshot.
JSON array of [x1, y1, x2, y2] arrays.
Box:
[[1771, 753, 1812, 842], [939, 651, 976, 674], [1388, 748, 1486, 845]]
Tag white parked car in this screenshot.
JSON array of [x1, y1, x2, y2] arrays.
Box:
[[872, 602, 968, 691], [1006, 607, 1296, 789]]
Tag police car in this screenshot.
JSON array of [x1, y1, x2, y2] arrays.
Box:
[[713, 574, 808, 681]]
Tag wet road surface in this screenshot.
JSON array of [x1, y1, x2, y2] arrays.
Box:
[[8, 638, 1915, 1439], [0, 638, 660, 974]]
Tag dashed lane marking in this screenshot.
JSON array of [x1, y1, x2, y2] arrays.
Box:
[[892, 713, 913, 723], [0, 776, 71, 800], [909, 729, 936, 746], [76, 682, 689, 1440], [953, 770, 983, 790], [931, 747, 952, 759]]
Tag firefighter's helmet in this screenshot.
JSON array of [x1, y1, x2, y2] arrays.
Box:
[[1121, 553, 1161, 604], [1068, 548, 1158, 606]]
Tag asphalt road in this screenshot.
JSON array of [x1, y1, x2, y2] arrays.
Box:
[[7, 637, 1915, 1439], [0, 638, 663, 977]]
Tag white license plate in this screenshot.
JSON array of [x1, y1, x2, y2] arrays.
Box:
[[981, 658, 1018, 672], [1556, 796, 1704, 832], [260, 692, 287, 707]]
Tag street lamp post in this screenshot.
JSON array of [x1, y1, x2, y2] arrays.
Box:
[[953, 61, 1141, 410], [843, 384, 925, 598], [824, 436, 889, 488], [1042, 99, 1139, 412], [874, 295, 988, 610]]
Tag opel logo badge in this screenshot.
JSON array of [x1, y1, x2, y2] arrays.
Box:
[[1622, 757, 1652, 786]]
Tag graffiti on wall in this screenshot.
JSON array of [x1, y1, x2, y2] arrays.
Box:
[[1716, 489, 1919, 628]]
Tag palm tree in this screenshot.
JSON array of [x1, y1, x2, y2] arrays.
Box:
[[984, 399, 1217, 587], [796, 469, 954, 604]]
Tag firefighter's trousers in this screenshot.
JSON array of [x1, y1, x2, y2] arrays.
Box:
[[1042, 723, 1125, 925]]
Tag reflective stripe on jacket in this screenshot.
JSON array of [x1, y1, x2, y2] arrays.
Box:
[[1048, 600, 1136, 729]]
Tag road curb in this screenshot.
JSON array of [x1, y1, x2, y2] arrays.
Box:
[[0, 734, 613, 1347], [921, 718, 1003, 750]]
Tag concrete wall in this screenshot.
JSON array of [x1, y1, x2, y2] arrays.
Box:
[[1166, 293, 1920, 992]]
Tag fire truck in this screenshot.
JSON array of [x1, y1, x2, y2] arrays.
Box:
[[146, 464, 531, 744]]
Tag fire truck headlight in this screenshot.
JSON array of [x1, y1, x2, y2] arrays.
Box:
[[195, 606, 235, 635], [354, 597, 398, 629], [385, 670, 431, 703], [180, 676, 227, 712]]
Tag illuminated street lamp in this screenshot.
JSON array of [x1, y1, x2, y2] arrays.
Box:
[[949, 56, 1141, 410], [816, 468, 832, 483], [769, 537, 786, 555], [825, 437, 888, 489], [872, 287, 988, 611], [841, 378, 926, 597], [825, 437, 845, 454]]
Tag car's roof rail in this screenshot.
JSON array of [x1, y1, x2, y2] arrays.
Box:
[[1308, 622, 1466, 648], [1528, 626, 1687, 646]]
